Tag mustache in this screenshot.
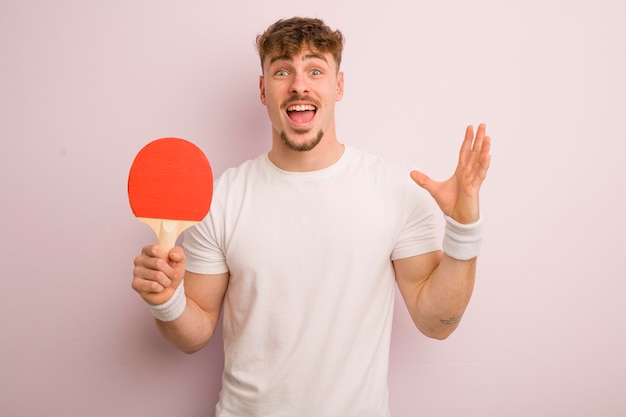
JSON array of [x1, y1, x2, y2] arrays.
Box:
[[282, 96, 320, 110]]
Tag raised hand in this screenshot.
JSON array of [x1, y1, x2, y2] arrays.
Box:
[[410, 124, 491, 224]]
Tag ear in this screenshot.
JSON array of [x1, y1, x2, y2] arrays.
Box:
[[335, 71, 344, 101], [259, 75, 266, 105]]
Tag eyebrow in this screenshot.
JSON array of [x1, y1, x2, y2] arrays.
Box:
[[269, 53, 329, 66]]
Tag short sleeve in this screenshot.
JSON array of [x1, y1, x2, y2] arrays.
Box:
[[183, 204, 230, 275], [390, 173, 441, 260]]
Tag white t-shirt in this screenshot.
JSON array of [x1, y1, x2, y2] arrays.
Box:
[[184, 146, 440, 417]]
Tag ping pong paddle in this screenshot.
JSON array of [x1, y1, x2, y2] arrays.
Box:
[[128, 137, 213, 251]]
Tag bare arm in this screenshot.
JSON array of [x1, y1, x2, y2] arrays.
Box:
[[155, 270, 228, 353], [132, 245, 228, 353], [397, 124, 491, 339], [394, 251, 475, 339]]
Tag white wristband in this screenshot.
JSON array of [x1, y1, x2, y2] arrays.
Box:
[[442, 215, 484, 260], [147, 280, 187, 322]]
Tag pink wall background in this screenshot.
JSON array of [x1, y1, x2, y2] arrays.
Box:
[[2, 1, 625, 416]]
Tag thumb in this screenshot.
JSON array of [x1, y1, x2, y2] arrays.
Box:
[[410, 170, 435, 194], [168, 246, 185, 263], [168, 246, 186, 284]]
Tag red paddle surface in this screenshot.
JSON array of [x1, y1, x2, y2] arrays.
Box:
[[128, 138, 213, 222]]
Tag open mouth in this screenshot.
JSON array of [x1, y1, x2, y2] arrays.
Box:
[[286, 104, 317, 124]]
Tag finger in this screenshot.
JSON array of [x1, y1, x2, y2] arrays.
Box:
[[470, 123, 487, 155], [410, 170, 440, 196], [133, 249, 176, 287], [475, 135, 492, 182], [458, 125, 475, 165], [134, 250, 175, 275], [479, 133, 491, 161], [469, 135, 491, 189], [168, 246, 186, 264], [133, 262, 173, 289], [131, 262, 169, 293], [142, 244, 168, 260], [460, 124, 489, 170], [410, 169, 428, 187], [131, 275, 166, 294], [464, 124, 488, 173]]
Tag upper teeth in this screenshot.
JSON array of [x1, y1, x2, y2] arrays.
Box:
[[287, 104, 316, 112]]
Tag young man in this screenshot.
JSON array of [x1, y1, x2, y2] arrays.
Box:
[[132, 17, 491, 416]]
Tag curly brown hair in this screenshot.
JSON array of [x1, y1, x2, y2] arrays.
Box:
[[256, 17, 344, 72]]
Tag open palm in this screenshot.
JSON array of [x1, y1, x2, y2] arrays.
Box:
[[410, 124, 491, 224]]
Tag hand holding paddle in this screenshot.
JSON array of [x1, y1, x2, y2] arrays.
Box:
[[128, 138, 213, 306]]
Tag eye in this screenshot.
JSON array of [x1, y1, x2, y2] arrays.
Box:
[[275, 69, 289, 77], [310, 69, 322, 76]]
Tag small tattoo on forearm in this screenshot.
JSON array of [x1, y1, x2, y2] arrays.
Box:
[[440, 314, 463, 325]]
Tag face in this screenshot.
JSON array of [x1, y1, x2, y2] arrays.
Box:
[[259, 48, 344, 152]]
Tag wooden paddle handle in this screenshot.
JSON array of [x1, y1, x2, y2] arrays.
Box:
[[138, 218, 199, 252]]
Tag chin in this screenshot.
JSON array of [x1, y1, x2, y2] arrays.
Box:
[[280, 129, 324, 152]]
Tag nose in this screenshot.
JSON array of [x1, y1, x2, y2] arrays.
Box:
[[289, 72, 310, 95]]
